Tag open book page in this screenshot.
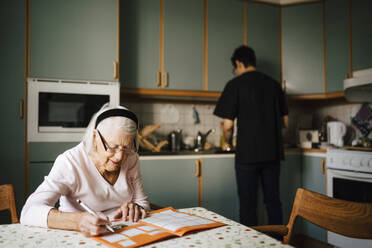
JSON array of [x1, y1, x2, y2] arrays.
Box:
[[139, 207, 225, 236], [92, 207, 225, 248]]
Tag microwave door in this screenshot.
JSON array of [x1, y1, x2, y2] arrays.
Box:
[[38, 92, 109, 132]]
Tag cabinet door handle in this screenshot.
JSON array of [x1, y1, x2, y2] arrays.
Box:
[[156, 71, 161, 87], [195, 159, 201, 177], [163, 72, 168, 88], [321, 158, 326, 175], [113, 61, 119, 79], [19, 99, 24, 119]]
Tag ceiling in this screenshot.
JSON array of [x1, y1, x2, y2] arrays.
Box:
[[251, 0, 320, 5]]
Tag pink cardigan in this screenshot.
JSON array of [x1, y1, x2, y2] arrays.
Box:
[[20, 142, 149, 227]]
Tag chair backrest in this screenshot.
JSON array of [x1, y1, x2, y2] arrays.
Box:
[[284, 188, 372, 244], [0, 184, 19, 223]]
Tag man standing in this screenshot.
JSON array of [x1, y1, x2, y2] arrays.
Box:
[[214, 45, 288, 227]]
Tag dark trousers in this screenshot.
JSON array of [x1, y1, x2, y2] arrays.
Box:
[[235, 161, 283, 226]]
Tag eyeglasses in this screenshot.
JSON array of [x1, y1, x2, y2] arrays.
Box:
[[96, 130, 136, 154]]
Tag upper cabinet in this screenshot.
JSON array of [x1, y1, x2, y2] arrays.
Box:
[[207, 0, 244, 92], [246, 2, 280, 82], [120, 0, 160, 89], [352, 0, 372, 71], [120, 0, 280, 93], [119, 0, 372, 97], [325, 0, 349, 93], [282, 2, 324, 95], [120, 0, 204, 91], [163, 0, 204, 90], [30, 0, 118, 81]]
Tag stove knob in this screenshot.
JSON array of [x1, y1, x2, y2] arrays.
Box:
[[361, 159, 369, 167], [350, 157, 360, 168], [343, 158, 350, 166]]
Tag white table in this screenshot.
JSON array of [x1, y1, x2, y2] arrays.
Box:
[[0, 207, 292, 248]]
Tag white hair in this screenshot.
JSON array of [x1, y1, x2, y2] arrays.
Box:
[[82, 103, 139, 154]]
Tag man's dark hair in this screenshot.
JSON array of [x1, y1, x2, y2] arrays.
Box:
[[231, 45, 256, 68]]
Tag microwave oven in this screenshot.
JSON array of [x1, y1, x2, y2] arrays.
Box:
[[27, 78, 120, 142]]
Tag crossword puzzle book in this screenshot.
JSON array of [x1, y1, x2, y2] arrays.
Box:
[[92, 207, 226, 248]]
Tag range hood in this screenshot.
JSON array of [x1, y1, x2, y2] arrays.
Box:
[[344, 68, 372, 102]]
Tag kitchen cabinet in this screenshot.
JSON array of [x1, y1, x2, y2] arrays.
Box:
[[202, 157, 239, 221], [282, 2, 324, 94], [28, 142, 78, 196], [246, 2, 280, 82], [29, 162, 54, 194], [29, 142, 78, 164], [139, 158, 199, 209], [280, 153, 302, 224], [163, 0, 204, 90], [302, 155, 326, 194], [207, 0, 244, 92], [120, 0, 160, 89], [351, 0, 372, 71], [30, 0, 118, 81], [0, 0, 25, 223], [250, 154, 302, 226], [121, 0, 203, 91], [299, 154, 327, 242], [120, 0, 280, 93], [325, 0, 349, 93]]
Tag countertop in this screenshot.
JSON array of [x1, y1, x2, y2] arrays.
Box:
[[138, 147, 326, 160]]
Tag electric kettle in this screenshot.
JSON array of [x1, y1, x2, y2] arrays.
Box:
[[327, 121, 346, 147]]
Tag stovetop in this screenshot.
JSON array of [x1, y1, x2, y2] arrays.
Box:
[[327, 148, 372, 173]]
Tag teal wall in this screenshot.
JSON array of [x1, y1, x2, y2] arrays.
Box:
[[0, 0, 25, 223]]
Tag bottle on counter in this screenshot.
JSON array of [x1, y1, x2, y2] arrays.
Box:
[[219, 122, 226, 149]]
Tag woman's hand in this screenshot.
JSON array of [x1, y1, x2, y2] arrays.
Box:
[[76, 211, 111, 237], [113, 202, 147, 222]]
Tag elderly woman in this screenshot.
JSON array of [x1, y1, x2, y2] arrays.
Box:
[[21, 105, 149, 236]]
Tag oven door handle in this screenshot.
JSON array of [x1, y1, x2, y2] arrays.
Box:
[[329, 170, 372, 180]]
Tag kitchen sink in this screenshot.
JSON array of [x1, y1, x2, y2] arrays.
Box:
[[139, 148, 235, 156]]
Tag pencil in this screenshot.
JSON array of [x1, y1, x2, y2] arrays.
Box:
[[76, 199, 115, 233]]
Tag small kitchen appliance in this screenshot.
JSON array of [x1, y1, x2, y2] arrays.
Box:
[[299, 130, 319, 148], [28, 78, 119, 142], [327, 121, 346, 147]]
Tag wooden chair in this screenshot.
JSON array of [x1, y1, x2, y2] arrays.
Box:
[[252, 188, 372, 247], [0, 184, 19, 223]]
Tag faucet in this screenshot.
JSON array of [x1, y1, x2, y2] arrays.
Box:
[[194, 129, 215, 152]]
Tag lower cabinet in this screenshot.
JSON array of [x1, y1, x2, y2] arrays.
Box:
[[298, 154, 327, 242], [139, 154, 303, 226], [28, 142, 78, 196], [280, 154, 302, 224], [302, 155, 326, 194], [202, 157, 239, 221], [139, 158, 199, 209]]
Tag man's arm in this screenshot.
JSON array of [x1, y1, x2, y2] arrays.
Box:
[[222, 118, 234, 150], [283, 115, 289, 129]]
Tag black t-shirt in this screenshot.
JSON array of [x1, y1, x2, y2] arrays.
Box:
[[214, 71, 288, 164]]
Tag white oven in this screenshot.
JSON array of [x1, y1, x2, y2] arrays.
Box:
[[27, 78, 120, 142], [326, 148, 372, 248]]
